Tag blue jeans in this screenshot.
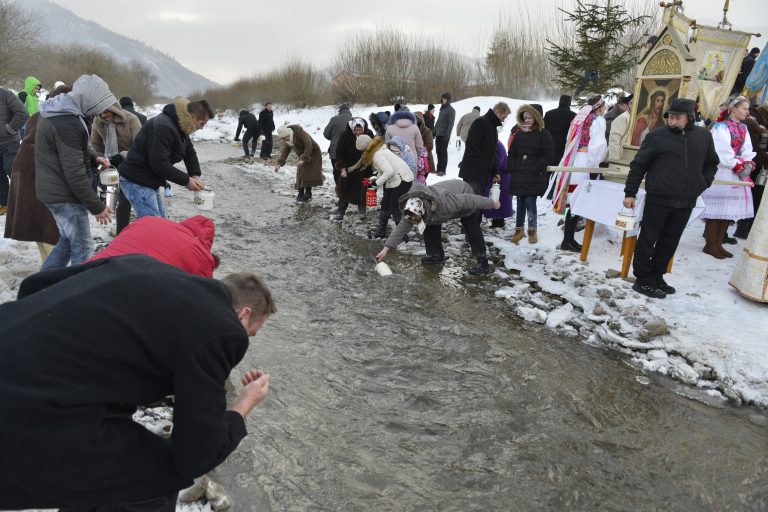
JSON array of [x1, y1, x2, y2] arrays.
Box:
[[516, 195, 537, 228], [42, 202, 93, 270], [120, 178, 166, 218]]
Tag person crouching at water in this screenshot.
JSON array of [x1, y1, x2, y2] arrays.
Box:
[[274, 124, 324, 204], [352, 135, 414, 239], [375, 180, 500, 275]]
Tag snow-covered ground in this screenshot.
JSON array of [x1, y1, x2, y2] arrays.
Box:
[[2, 95, 766, 416]]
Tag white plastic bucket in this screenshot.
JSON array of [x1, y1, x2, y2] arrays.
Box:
[[375, 262, 393, 276], [193, 188, 215, 211], [99, 168, 120, 186]]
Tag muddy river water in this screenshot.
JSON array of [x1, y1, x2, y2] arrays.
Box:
[[165, 143, 767, 511]]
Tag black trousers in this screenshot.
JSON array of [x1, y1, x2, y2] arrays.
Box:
[[115, 188, 132, 235], [260, 133, 273, 158], [243, 130, 258, 156], [435, 136, 449, 173], [381, 180, 412, 223], [330, 158, 339, 185], [633, 203, 693, 285], [424, 214, 486, 258], [58, 492, 178, 512]]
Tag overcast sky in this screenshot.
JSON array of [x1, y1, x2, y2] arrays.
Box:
[[49, 0, 766, 85]]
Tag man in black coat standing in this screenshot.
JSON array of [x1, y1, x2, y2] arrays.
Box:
[[544, 95, 576, 166], [434, 93, 456, 175], [234, 109, 262, 157], [258, 102, 275, 159], [120, 96, 147, 125], [0, 255, 275, 511], [458, 102, 510, 195], [624, 98, 719, 299]]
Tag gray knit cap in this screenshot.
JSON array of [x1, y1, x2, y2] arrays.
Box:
[[69, 74, 117, 118]]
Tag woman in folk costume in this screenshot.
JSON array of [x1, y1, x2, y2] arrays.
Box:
[[549, 94, 607, 252], [701, 96, 756, 259]]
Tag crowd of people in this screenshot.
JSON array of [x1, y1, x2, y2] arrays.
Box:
[[0, 60, 766, 509]]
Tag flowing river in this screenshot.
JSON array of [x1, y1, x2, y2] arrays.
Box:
[[165, 143, 767, 511]]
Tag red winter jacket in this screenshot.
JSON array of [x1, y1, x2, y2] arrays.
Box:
[[89, 216, 217, 277]]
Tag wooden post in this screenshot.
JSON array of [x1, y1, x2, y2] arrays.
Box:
[[580, 220, 596, 262], [621, 236, 637, 278]]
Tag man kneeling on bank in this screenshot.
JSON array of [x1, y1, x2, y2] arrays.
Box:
[[375, 180, 500, 274], [0, 255, 276, 511]]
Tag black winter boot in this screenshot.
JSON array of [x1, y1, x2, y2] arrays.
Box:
[[304, 187, 313, 203], [733, 219, 751, 239], [334, 200, 348, 220], [374, 210, 390, 238], [559, 211, 582, 252], [469, 255, 491, 275]]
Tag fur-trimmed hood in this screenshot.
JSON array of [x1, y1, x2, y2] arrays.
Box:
[[397, 183, 437, 223], [389, 110, 417, 127], [516, 104, 545, 132], [162, 98, 196, 135]]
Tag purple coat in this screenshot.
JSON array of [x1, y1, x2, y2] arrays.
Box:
[[483, 140, 514, 219]]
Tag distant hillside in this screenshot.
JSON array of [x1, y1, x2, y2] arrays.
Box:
[[18, 0, 219, 97]]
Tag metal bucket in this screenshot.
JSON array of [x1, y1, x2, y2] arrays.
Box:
[[193, 188, 215, 211], [99, 168, 120, 186], [615, 208, 636, 231]]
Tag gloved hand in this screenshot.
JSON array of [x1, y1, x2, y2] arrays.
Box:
[[736, 161, 755, 181], [108, 153, 124, 168]]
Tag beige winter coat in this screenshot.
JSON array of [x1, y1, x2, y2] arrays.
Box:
[[91, 108, 142, 156], [607, 110, 630, 161]]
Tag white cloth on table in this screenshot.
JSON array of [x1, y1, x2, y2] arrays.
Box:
[[570, 180, 705, 237], [729, 193, 768, 302], [700, 122, 755, 221]]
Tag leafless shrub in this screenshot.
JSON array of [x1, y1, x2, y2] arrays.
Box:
[[0, 0, 42, 85]]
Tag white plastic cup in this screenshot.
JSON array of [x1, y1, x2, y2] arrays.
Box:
[[375, 262, 393, 276], [193, 189, 215, 211]]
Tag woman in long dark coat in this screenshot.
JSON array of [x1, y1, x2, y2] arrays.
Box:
[[274, 124, 325, 203], [334, 117, 374, 220], [4, 87, 69, 262], [508, 104, 554, 244]]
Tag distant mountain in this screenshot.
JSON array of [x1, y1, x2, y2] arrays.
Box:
[[17, 0, 219, 97]]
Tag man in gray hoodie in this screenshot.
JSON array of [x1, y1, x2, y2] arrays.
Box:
[[375, 180, 500, 274], [433, 93, 456, 176], [0, 87, 30, 215], [35, 74, 115, 269]]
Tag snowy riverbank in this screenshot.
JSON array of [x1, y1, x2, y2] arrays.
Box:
[[1, 96, 766, 414]]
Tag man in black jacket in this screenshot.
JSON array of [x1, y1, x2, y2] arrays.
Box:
[[458, 102, 510, 195], [258, 102, 275, 159], [434, 93, 456, 175], [624, 98, 719, 298], [234, 109, 261, 157], [0, 255, 275, 511], [544, 95, 576, 166], [0, 86, 30, 215], [118, 98, 211, 218], [120, 96, 148, 125]]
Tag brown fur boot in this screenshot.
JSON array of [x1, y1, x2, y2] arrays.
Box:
[[703, 220, 725, 259], [510, 227, 525, 244], [527, 228, 538, 244]]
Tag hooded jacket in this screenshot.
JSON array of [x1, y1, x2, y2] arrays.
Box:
[[0, 255, 248, 508], [369, 112, 389, 137], [384, 111, 424, 156], [89, 215, 217, 277], [22, 76, 41, 115], [0, 86, 30, 145], [323, 104, 352, 159], [625, 123, 719, 208], [384, 180, 494, 248], [544, 95, 576, 164], [234, 110, 261, 140], [35, 75, 117, 214], [507, 105, 554, 197], [118, 98, 202, 190], [458, 109, 502, 184]]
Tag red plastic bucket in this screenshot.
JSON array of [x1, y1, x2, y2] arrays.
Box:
[[366, 188, 377, 207]]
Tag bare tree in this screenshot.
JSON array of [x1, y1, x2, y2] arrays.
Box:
[[0, 0, 41, 85]]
